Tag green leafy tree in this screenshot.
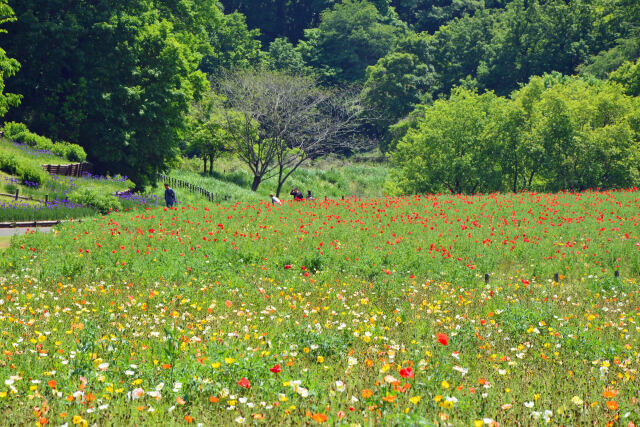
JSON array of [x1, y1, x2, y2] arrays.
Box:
[[200, 12, 262, 74], [219, 0, 336, 44], [514, 74, 640, 191], [393, 0, 485, 33], [0, 0, 19, 117], [185, 92, 229, 174], [301, 0, 407, 83], [265, 37, 312, 75], [390, 88, 504, 194], [3, 0, 214, 189], [609, 58, 640, 96]]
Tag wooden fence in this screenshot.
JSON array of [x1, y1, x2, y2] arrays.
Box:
[[42, 162, 92, 177], [158, 173, 230, 203]]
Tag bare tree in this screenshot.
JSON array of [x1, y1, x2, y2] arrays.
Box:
[[217, 70, 369, 195]]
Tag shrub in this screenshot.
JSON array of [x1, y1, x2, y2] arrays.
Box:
[[64, 143, 87, 162], [3, 122, 87, 162], [68, 188, 121, 214], [19, 164, 45, 185], [2, 122, 28, 139]]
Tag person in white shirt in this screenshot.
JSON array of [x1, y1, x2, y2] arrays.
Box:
[[270, 194, 282, 205]]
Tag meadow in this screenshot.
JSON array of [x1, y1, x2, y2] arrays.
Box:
[[0, 189, 639, 425]]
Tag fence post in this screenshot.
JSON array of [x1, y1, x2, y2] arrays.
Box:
[[484, 273, 489, 284], [15, 189, 19, 200], [45, 194, 48, 204]]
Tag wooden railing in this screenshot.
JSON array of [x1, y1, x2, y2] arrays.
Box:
[[158, 173, 230, 203], [42, 162, 92, 177]]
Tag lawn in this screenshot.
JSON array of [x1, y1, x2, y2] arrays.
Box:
[[0, 190, 639, 425]]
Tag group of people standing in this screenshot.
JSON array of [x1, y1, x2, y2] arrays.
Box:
[[164, 182, 316, 208], [270, 188, 313, 205]]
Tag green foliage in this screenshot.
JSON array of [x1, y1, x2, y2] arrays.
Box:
[[0, 151, 45, 184], [219, 0, 336, 43], [184, 92, 229, 174], [362, 33, 437, 143], [609, 58, 640, 96], [200, 12, 262, 74], [68, 188, 121, 214], [2, 122, 86, 162], [390, 88, 504, 194], [3, 0, 213, 190], [265, 38, 312, 75], [391, 75, 640, 194], [0, 0, 20, 118], [301, 0, 407, 83], [393, 0, 485, 33], [1, 121, 26, 138]]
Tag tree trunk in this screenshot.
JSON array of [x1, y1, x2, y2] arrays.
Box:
[[203, 157, 207, 174], [209, 155, 214, 175], [512, 153, 518, 193], [251, 175, 262, 191], [275, 165, 284, 197]]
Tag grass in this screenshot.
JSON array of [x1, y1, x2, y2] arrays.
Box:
[[0, 236, 9, 250], [171, 156, 390, 202], [0, 139, 140, 221], [1, 189, 638, 424]]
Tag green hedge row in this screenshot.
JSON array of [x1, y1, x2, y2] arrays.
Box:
[[3, 122, 87, 162], [0, 151, 46, 185]]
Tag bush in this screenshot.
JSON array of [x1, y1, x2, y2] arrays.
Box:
[[19, 164, 45, 185], [3, 122, 87, 162], [2, 122, 28, 139], [65, 143, 87, 162], [0, 152, 45, 185], [0, 151, 20, 175], [68, 188, 121, 214]]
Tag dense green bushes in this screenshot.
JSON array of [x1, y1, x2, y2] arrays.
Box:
[[0, 151, 45, 184], [389, 74, 640, 194], [68, 188, 121, 214], [3, 121, 86, 162]]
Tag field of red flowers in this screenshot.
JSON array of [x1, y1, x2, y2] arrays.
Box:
[[0, 190, 639, 425]]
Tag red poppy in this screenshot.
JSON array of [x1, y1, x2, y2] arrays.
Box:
[[270, 364, 281, 373], [437, 333, 449, 346], [237, 377, 251, 389], [284, 265, 292, 269], [399, 367, 414, 379]]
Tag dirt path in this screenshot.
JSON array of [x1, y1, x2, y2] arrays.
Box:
[[0, 227, 53, 237]]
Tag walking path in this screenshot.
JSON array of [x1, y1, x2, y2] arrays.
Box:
[[0, 226, 53, 237]]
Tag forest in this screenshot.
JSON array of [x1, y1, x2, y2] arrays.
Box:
[[0, 0, 639, 194]]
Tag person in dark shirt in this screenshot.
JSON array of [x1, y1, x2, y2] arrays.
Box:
[[164, 183, 176, 207], [290, 188, 303, 200]]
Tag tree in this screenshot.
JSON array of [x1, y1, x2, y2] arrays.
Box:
[[390, 88, 504, 194], [513, 74, 640, 191], [0, 0, 19, 118], [390, 74, 640, 195], [301, 0, 406, 83], [217, 70, 367, 195], [219, 0, 336, 44], [361, 33, 437, 149], [609, 58, 640, 96], [392, 0, 485, 33], [265, 37, 312, 75], [3, 0, 215, 189], [200, 12, 262, 74], [185, 92, 228, 174]]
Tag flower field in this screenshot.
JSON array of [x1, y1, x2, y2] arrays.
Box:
[[1, 190, 640, 425]]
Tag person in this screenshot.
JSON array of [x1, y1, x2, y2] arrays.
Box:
[[290, 188, 303, 201], [270, 193, 282, 205], [164, 183, 176, 207], [306, 190, 314, 200]]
